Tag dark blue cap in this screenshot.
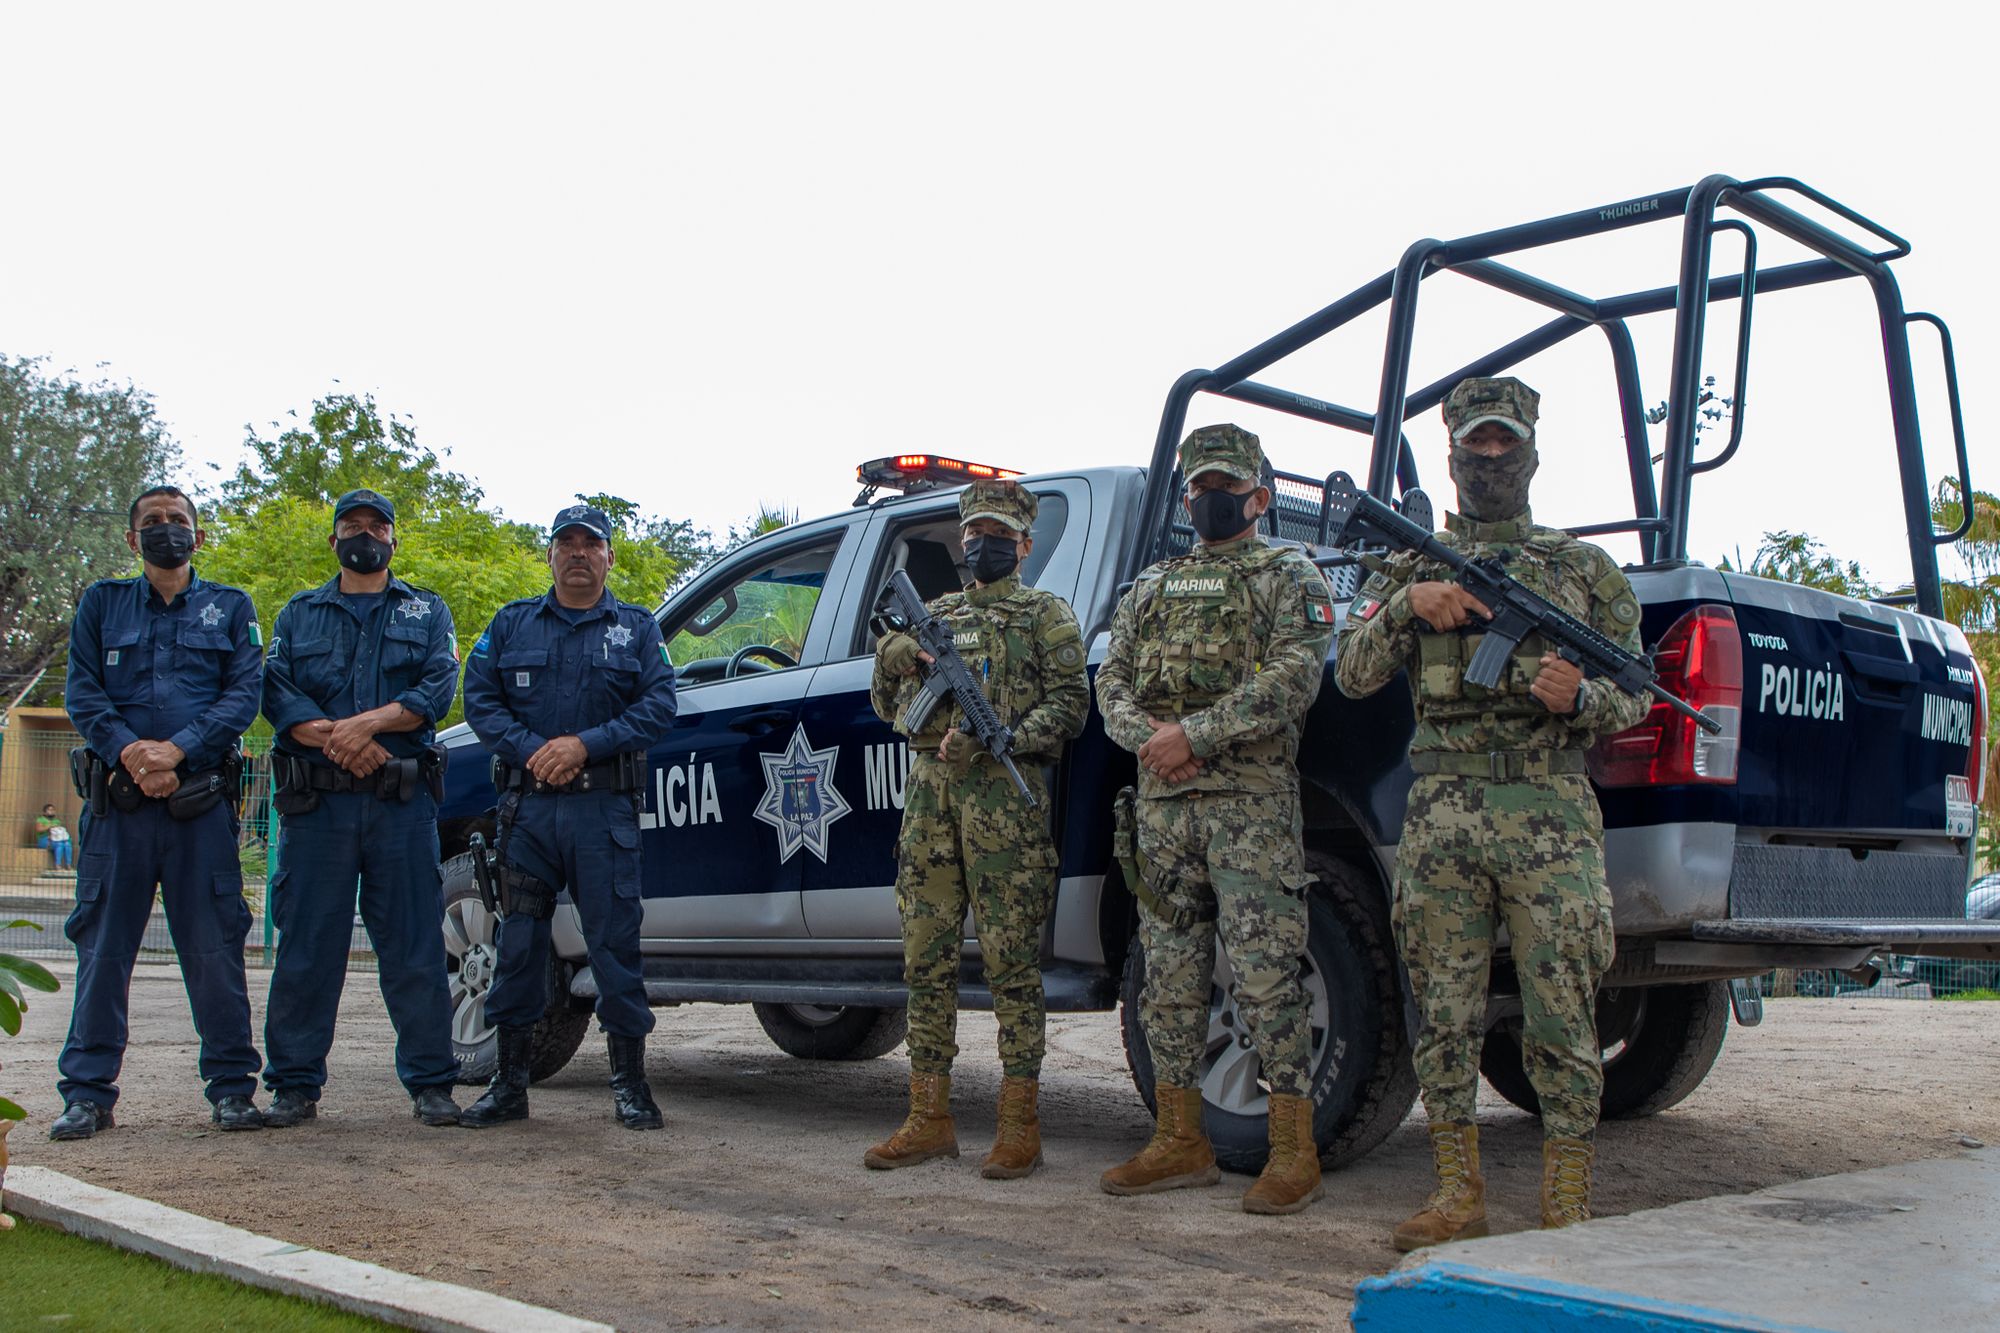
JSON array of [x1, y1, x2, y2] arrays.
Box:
[[550, 504, 612, 542], [332, 488, 396, 526]]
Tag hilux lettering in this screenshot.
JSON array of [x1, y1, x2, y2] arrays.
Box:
[[1757, 662, 1845, 721], [1948, 665, 1975, 686], [1920, 692, 1972, 747]]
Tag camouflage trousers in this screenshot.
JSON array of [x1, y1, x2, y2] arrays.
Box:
[[1136, 790, 1314, 1098], [895, 753, 1055, 1078], [1392, 773, 1615, 1140]]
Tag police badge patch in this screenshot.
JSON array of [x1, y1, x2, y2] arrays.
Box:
[[753, 725, 852, 864]]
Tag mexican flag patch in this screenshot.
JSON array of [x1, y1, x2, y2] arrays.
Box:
[[1349, 596, 1382, 622], [1306, 598, 1336, 626]]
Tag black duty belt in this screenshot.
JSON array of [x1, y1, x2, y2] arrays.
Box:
[[1407, 749, 1590, 780], [493, 750, 645, 796]]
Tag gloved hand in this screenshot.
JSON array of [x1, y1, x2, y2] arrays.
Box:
[[879, 632, 922, 677], [938, 728, 976, 766]]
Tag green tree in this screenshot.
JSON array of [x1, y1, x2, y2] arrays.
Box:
[[0, 356, 179, 708], [223, 393, 481, 516], [202, 396, 554, 730], [1726, 530, 1882, 600]]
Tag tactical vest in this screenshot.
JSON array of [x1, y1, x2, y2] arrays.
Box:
[[1134, 555, 1256, 715], [1416, 531, 1581, 724]]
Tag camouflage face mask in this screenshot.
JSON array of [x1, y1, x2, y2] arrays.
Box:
[[1448, 438, 1538, 520]]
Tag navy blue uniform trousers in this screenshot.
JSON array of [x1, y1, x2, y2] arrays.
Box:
[[58, 802, 259, 1108], [486, 789, 651, 1038], [263, 790, 458, 1098]]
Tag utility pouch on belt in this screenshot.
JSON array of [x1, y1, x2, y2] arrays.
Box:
[[106, 767, 146, 814], [167, 751, 242, 822], [424, 744, 447, 804], [271, 753, 320, 817]]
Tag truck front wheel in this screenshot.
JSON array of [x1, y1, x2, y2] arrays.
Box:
[[440, 852, 592, 1086], [1478, 979, 1730, 1121], [1117, 851, 1418, 1174]]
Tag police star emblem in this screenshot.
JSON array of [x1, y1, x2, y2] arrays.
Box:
[[752, 724, 851, 864], [199, 602, 225, 628], [398, 598, 432, 621], [604, 623, 634, 649]]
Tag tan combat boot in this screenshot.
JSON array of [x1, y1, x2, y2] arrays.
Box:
[[1540, 1136, 1595, 1229], [1100, 1083, 1221, 1195], [1242, 1092, 1323, 1214], [1391, 1122, 1488, 1252], [863, 1072, 958, 1169], [981, 1076, 1042, 1179]]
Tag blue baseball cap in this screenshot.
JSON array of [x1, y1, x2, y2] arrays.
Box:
[[550, 503, 612, 542], [332, 488, 396, 526]]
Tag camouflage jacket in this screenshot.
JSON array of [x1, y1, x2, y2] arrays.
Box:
[[870, 574, 1089, 761], [1332, 508, 1648, 753], [1097, 534, 1337, 797]]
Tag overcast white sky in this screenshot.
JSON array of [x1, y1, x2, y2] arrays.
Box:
[[3, 2, 1991, 587]]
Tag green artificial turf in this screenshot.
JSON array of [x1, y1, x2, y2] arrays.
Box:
[[0, 1216, 394, 1329]]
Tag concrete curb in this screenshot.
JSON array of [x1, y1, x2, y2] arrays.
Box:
[[3, 1165, 614, 1333], [1350, 1149, 1997, 1333]]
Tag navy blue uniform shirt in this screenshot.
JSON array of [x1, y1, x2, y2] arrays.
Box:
[[65, 572, 263, 770], [262, 575, 460, 764], [462, 588, 678, 764]]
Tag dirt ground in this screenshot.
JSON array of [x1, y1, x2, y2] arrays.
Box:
[[5, 962, 1996, 1332]]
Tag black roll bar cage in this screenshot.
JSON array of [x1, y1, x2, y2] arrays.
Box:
[[1133, 174, 1972, 620]]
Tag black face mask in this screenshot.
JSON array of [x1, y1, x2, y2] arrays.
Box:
[[963, 535, 1020, 584], [137, 524, 196, 569], [336, 533, 394, 575], [1188, 487, 1259, 542]]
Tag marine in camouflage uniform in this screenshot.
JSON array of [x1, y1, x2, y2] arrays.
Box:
[[1333, 376, 1648, 1249], [1096, 424, 1339, 1216], [863, 477, 1089, 1179]]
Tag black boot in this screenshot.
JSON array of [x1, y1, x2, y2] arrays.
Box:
[[607, 1033, 663, 1131], [459, 1026, 533, 1128]]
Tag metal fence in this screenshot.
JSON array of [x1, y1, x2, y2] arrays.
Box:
[[0, 721, 378, 970]]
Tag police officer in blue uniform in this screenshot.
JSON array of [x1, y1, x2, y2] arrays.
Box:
[[52, 486, 265, 1139], [258, 489, 465, 1129], [459, 503, 678, 1130]]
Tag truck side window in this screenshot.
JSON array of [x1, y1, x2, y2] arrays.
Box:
[[854, 492, 1069, 656], [663, 535, 842, 683]]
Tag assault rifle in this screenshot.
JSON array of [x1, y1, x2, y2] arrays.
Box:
[[871, 569, 1037, 804], [1321, 474, 1722, 735]]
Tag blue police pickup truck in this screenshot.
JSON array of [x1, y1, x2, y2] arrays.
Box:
[[435, 175, 1997, 1171]]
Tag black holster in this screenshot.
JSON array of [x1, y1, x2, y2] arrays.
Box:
[[498, 865, 559, 920], [272, 753, 320, 816], [70, 748, 107, 816]]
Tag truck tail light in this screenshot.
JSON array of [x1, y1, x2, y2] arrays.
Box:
[[1590, 604, 1743, 787], [1969, 653, 1989, 804]]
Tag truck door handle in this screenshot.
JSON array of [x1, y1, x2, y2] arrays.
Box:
[[730, 709, 790, 736]]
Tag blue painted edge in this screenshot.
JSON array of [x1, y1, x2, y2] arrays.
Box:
[[1349, 1260, 1830, 1333]]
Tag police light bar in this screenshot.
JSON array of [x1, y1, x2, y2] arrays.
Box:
[[855, 454, 1023, 494]]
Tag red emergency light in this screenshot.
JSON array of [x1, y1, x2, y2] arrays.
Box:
[[857, 454, 1023, 494]]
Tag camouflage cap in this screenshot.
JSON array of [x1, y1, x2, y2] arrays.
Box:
[[959, 477, 1037, 534], [1442, 376, 1540, 441], [1178, 424, 1264, 483]]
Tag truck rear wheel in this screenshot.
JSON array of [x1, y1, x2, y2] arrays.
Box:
[[440, 851, 592, 1086], [752, 1002, 909, 1060], [1478, 979, 1730, 1121], [1118, 851, 1418, 1174]]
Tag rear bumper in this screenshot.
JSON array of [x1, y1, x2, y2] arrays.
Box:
[[1690, 918, 2000, 961]]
